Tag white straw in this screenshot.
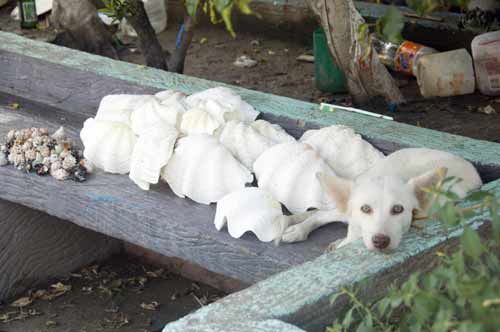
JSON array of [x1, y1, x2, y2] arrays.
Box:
[[320, 103, 394, 121]]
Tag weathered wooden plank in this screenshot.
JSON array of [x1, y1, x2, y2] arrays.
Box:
[[0, 104, 346, 285], [0, 199, 120, 302], [163, 319, 307, 332], [2, 32, 500, 182], [163, 180, 499, 332]]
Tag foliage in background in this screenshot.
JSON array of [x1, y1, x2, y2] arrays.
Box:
[[186, 0, 254, 36], [328, 179, 500, 332], [365, 0, 472, 44], [99, 0, 134, 24], [99, 0, 254, 36]]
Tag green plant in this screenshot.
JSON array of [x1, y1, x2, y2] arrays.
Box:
[[99, 0, 254, 36], [360, 0, 472, 44], [328, 179, 500, 332], [185, 0, 254, 36]]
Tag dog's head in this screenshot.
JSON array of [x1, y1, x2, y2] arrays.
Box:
[[317, 167, 447, 251]]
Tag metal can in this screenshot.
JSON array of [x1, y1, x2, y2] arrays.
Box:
[[394, 41, 437, 76]]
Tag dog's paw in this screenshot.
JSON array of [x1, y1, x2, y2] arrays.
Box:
[[325, 239, 344, 252], [280, 225, 308, 243]]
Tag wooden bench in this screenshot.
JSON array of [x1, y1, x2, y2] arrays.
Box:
[[1, 32, 499, 332]]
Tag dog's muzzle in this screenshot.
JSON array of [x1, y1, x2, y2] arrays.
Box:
[[372, 234, 391, 249]]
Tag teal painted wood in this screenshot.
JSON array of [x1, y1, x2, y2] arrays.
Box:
[[1, 31, 499, 170], [172, 319, 307, 332], [163, 180, 499, 332]]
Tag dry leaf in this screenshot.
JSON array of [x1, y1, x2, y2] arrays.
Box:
[[46, 320, 58, 327], [10, 296, 32, 307], [140, 301, 160, 311], [7, 103, 20, 110], [145, 269, 164, 278]]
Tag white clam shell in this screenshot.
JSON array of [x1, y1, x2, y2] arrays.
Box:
[[185, 87, 259, 123], [218, 121, 275, 171], [130, 96, 183, 135], [80, 118, 138, 174], [154, 90, 187, 103], [250, 120, 295, 143], [95, 94, 152, 126], [129, 125, 178, 190], [253, 141, 336, 213], [300, 125, 384, 179], [161, 134, 253, 204], [180, 107, 222, 135], [214, 187, 285, 242]]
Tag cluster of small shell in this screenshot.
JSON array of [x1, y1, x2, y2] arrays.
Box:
[[0, 127, 90, 182], [80, 86, 385, 243]]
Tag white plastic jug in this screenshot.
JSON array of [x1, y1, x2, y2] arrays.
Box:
[[143, 0, 167, 34], [416, 49, 476, 98], [472, 31, 500, 96]]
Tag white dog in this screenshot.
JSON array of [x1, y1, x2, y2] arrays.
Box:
[[280, 148, 482, 251]]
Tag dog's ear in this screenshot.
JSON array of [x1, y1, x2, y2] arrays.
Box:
[[408, 167, 448, 209], [316, 172, 352, 213]]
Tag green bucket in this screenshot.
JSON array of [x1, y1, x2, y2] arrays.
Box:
[[313, 28, 347, 93]]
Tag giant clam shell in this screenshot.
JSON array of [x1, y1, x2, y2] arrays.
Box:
[[180, 107, 224, 136], [218, 121, 275, 170], [95, 94, 152, 127], [161, 134, 253, 204], [80, 118, 137, 174], [300, 125, 384, 179], [154, 90, 188, 105], [214, 187, 285, 242], [250, 120, 295, 143], [130, 96, 183, 135], [185, 87, 259, 123], [253, 141, 336, 213], [129, 125, 178, 190]]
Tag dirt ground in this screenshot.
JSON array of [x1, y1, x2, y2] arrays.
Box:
[[0, 254, 224, 332]]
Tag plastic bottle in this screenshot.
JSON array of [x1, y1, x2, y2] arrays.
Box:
[[143, 0, 167, 34], [471, 30, 500, 96], [416, 49, 476, 98], [18, 0, 37, 29], [372, 36, 437, 76]]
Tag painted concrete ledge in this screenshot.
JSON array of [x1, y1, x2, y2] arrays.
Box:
[[0, 33, 499, 332]]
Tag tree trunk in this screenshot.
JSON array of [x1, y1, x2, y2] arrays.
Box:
[[167, 9, 195, 73], [305, 0, 404, 104], [126, 0, 168, 70], [51, 0, 118, 59]]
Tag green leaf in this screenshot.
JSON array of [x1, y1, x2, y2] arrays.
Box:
[[221, 4, 236, 37], [377, 6, 404, 43], [185, 0, 199, 17], [461, 227, 484, 260], [464, 190, 493, 202], [356, 320, 375, 332], [235, 0, 252, 15], [213, 0, 232, 12], [406, 0, 439, 16], [342, 307, 355, 329]]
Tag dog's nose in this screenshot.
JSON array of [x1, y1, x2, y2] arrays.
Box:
[[372, 234, 390, 249]]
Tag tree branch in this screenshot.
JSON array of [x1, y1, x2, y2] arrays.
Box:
[[305, 0, 404, 104], [126, 0, 168, 70], [167, 9, 196, 73]]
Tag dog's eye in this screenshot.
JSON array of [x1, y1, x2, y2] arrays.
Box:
[[391, 204, 404, 215], [360, 204, 372, 214]]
